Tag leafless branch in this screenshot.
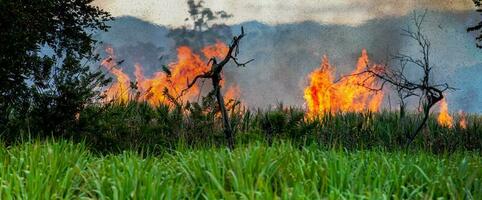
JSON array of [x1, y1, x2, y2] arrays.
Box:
[[178, 26, 252, 149], [347, 11, 456, 147]]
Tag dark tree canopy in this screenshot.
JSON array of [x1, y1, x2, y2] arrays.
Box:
[[186, 0, 232, 32], [0, 0, 111, 103], [0, 0, 112, 138], [468, 0, 482, 48]]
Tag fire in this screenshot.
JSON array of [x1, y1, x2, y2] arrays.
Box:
[[437, 98, 453, 128], [303, 49, 384, 117], [101, 47, 130, 103], [224, 85, 240, 102], [458, 110, 467, 129], [102, 42, 240, 106]]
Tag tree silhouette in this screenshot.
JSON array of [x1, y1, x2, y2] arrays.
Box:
[[468, 0, 482, 48], [186, 0, 233, 32], [168, 0, 233, 51], [352, 11, 455, 147], [0, 0, 112, 139]]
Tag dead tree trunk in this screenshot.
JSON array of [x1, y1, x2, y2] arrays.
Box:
[[212, 73, 234, 148], [405, 88, 443, 147], [181, 27, 253, 149]]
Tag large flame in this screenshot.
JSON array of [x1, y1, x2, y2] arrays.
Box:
[[437, 98, 453, 128], [102, 42, 239, 106], [303, 49, 384, 117]]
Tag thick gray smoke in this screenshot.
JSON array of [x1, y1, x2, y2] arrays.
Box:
[[95, 10, 482, 113]]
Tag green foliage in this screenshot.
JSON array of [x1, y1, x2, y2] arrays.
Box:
[[0, 140, 91, 199], [66, 100, 482, 154], [78, 102, 185, 153], [28, 54, 110, 138], [0, 0, 112, 141], [259, 104, 307, 144], [0, 141, 481, 199]]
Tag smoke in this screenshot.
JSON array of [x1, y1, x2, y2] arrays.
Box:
[[93, 0, 476, 26], [226, 10, 481, 111], [95, 10, 482, 112]]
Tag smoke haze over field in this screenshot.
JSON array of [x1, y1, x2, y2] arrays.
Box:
[[93, 3, 482, 113]]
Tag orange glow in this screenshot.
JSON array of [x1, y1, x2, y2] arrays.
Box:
[[303, 49, 384, 117], [437, 98, 453, 128], [101, 47, 130, 103], [202, 41, 229, 60], [458, 110, 467, 129], [102, 42, 241, 106], [224, 85, 241, 103]]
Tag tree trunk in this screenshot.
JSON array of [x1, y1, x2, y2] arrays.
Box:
[[183, 27, 249, 149], [399, 104, 405, 119], [212, 78, 234, 149], [406, 102, 435, 148]]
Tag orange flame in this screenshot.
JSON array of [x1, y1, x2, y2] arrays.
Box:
[[303, 49, 384, 117], [102, 42, 240, 106], [458, 110, 467, 129], [437, 98, 453, 128], [101, 47, 130, 103], [224, 85, 241, 105]]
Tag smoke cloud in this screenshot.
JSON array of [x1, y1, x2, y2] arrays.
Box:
[[93, 0, 475, 26]]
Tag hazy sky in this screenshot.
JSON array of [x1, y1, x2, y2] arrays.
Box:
[[93, 0, 475, 26]]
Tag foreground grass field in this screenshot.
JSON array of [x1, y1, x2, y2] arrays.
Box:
[[0, 141, 480, 199]]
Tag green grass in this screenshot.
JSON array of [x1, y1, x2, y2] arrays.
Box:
[[0, 140, 480, 199]]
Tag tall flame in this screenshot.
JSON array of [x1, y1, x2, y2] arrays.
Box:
[[303, 49, 384, 117], [101, 47, 130, 103], [458, 110, 467, 129], [437, 98, 453, 128], [102, 42, 239, 106]]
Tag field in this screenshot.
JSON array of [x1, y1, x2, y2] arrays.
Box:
[[2, 101, 482, 199], [0, 140, 480, 199]]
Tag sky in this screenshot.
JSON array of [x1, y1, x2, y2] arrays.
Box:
[[93, 0, 476, 26]]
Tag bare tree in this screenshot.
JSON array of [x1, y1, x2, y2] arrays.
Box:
[[354, 11, 455, 147], [181, 27, 253, 149]]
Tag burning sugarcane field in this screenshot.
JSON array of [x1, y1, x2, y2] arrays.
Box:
[[1, 0, 482, 199]]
